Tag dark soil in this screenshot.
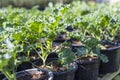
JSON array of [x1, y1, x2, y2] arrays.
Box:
[[76, 56, 99, 63], [70, 38, 83, 46], [34, 59, 68, 72], [72, 40, 82, 45], [49, 62, 67, 72], [40, 62, 67, 72], [17, 70, 49, 80]]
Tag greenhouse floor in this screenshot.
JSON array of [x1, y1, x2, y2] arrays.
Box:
[[113, 74, 120, 80], [99, 65, 120, 80]]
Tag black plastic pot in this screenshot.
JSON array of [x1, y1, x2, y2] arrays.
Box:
[[17, 62, 32, 72], [72, 44, 83, 52], [54, 32, 67, 43], [19, 50, 40, 62], [47, 52, 58, 59], [99, 46, 120, 74], [0, 72, 5, 80], [53, 62, 77, 80], [70, 38, 83, 52], [4, 68, 53, 80], [66, 25, 77, 32], [75, 59, 100, 80], [33, 58, 78, 80]]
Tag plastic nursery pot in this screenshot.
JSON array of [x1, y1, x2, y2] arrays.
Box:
[[53, 62, 78, 80], [17, 62, 32, 72], [4, 68, 53, 80], [47, 52, 58, 59], [0, 72, 5, 80], [99, 46, 120, 74], [74, 58, 100, 80], [71, 38, 83, 52], [71, 44, 83, 52], [54, 32, 67, 42], [66, 25, 77, 32], [33, 58, 78, 80], [19, 51, 40, 63]]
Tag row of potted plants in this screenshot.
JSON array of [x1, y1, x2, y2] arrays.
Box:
[[0, 1, 120, 80], [63, 1, 120, 79], [0, 4, 77, 80]]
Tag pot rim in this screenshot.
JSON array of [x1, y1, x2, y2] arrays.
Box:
[[101, 45, 120, 51], [75, 58, 100, 65], [3, 68, 53, 80], [53, 62, 78, 74]]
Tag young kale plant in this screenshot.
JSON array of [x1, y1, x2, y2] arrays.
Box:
[[69, 12, 109, 63], [0, 7, 32, 80], [0, 30, 25, 80], [55, 42, 76, 70], [18, 5, 71, 68]]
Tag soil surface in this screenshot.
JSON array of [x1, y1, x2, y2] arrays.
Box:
[[17, 70, 49, 80], [72, 40, 82, 46], [50, 61, 67, 72], [34, 59, 69, 72], [103, 44, 118, 49], [37, 61, 68, 72], [76, 56, 99, 63]]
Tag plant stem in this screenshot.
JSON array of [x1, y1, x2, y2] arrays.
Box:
[[2, 69, 12, 80], [43, 59, 46, 67]]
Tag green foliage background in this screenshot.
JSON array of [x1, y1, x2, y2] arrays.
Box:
[[0, 0, 73, 9]]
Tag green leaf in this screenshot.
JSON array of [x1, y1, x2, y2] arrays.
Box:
[[99, 54, 109, 63], [77, 47, 88, 56], [58, 48, 75, 65]]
